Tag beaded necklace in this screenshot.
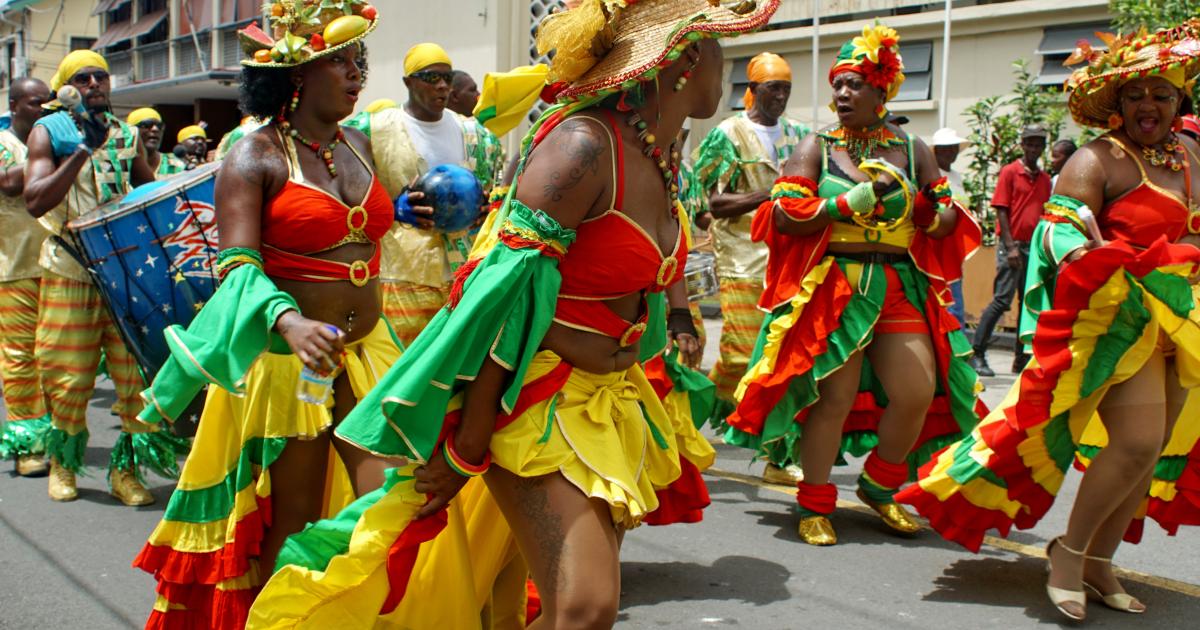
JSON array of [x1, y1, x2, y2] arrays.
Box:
[[1140, 133, 1186, 172], [820, 122, 905, 164], [277, 119, 345, 177], [625, 111, 681, 210]]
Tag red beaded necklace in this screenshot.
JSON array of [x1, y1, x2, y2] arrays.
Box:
[[277, 119, 345, 177]]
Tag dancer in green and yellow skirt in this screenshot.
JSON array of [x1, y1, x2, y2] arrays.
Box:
[[246, 1, 779, 627], [724, 23, 986, 546], [898, 21, 1200, 621], [130, 5, 485, 628]]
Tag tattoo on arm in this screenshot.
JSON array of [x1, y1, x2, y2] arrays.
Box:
[[542, 121, 602, 202]]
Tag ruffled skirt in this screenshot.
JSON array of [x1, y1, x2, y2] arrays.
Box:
[[897, 240, 1200, 551], [133, 319, 402, 629]]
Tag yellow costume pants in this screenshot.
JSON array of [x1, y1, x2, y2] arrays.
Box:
[[36, 272, 146, 436], [381, 281, 448, 348], [0, 278, 45, 422], [709, 277, 765, 404]]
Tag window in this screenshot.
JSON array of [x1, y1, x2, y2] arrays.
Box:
[[527, 0, 566, 124], [1037, 22, 1110, 87], [70, 37, 97, 51], [728, 57, 751, 111], [892, 40, 932, 102]]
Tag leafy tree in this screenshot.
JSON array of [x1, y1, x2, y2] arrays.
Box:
[[1110, 0, 1200, 33], [962, 60, 1065, 244]]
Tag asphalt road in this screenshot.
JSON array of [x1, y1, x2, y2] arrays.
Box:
[[1, 318, 1197, 628]]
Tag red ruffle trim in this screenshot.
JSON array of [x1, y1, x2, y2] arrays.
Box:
[[895, 479, 1012, 552], [727, 265, 853, 436], [134, 494, 272, 587], [644, 457, 710, 526]]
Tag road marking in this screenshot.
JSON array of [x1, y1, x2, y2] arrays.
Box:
[[704, 465, 1200, 599]]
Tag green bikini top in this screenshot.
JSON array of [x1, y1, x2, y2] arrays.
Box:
[[818, 134, 917, 221]]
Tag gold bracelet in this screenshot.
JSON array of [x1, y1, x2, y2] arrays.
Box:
[[924, 212, 942, 234]]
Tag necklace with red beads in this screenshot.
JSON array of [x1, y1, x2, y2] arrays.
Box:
[[625, 111, 681, 211], [1140, 133, 1186, 172], [277, 119, 344, 177]]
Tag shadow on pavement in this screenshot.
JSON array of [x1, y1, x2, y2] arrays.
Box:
[[923, 555, 1185, 626], [619, 555, 792, 609]]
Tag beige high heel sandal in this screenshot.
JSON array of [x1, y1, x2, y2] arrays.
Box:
[[1045, 536, 1087, 621], [1083, 555, 1145, 614]]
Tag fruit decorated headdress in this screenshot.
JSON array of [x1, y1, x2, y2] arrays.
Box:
[[828, 22, 905, 118], [239, 0, 378, 68], [537, 0, 779, 103], [1064, 19, 1200, 129]]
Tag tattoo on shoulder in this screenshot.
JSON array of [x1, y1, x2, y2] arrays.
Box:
[[542, 119, 603, 202]]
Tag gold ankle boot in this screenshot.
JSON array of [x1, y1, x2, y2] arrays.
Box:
[[48, 460, 78, 501], [797, 515, 837, 545], [16, 454, 49, 477], [856, 488, 921, 534], [762, 463, 804, 485], [109, 468, 154, 506]]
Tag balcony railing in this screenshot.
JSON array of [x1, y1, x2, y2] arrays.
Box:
[[108, 51, 133, 86], [140, 42, 169, 82], [175, 33, 211, 76]]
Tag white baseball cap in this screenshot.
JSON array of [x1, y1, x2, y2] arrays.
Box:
[[931, 127, 968, 146]]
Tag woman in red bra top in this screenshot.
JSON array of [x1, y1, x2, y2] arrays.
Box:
[[130, 5, 409, 627], [899, 21, 1200, 622]]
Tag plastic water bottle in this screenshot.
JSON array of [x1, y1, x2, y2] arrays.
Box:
[[296, 366, 334, 405]]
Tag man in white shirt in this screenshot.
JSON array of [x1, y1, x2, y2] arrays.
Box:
[[343, 43, 504, 346], [930, 127, 970, 329]]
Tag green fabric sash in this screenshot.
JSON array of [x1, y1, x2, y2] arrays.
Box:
[[138, 260, 298, 424], [334, 201, 576, 462], [1021, 194, 1091, 348]]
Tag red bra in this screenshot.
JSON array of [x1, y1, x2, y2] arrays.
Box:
[[260, 128, 393, 285], [549, 111, 688, 346], [1098, 137, 1193, 249]]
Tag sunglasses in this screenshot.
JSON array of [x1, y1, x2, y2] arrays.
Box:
[[71, 70, 110, 85], [410, 70, 453, 85], [136, 120, 163, 129]]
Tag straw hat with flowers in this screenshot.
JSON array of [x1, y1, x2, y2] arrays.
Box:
[[539, 0, 779, 103], [239, 0, 378, 68], [1065, 20, 1200, 129]]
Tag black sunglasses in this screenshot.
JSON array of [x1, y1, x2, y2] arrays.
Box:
[[410, 70, 453, 85], [135, 120, 163, 129], [71, 70, 110, 85]]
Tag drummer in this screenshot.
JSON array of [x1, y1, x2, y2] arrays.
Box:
[[22, 50, 188, 505], [0, 77, 52, 477], [692, 51, 810, 484], [126, 107, 187, 178], [342, 42, 504, 346], [176, 124, 210, 167]]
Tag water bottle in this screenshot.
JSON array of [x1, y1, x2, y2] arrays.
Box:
[[295, 324, 342, 405], [295, 366, 335, 405]]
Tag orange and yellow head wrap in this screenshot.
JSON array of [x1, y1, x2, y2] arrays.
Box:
[[743, 52, 791, 109]]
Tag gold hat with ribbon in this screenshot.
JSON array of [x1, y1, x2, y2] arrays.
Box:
[[1065, 20, 1200, 129], [239, 0, 378, 68], [538, 0, 779, 103]]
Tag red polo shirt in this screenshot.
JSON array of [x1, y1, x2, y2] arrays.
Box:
[[992, 159, 1051, 242]]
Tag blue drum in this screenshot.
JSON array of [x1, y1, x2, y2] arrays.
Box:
[[67, 163, 221, 379]]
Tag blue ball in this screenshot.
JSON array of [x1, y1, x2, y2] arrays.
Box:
[[415, 164, 485, 233]]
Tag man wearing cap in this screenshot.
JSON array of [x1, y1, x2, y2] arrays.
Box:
[[930, 127, 970, 329], [22, 50, 186, 505], [0, 77, 52, 477], [126, 107, 186, 178], [693, 51, 809, 483], [970, 123, 1051, 376], [176, 124, 209, 167], [343, 42, 504, 346]]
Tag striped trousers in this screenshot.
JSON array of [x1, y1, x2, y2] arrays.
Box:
[[0, 278, 45, 423], [381, 281, 448, 349], [708, 277, 766, 405], [36, 273, 148, 438]]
